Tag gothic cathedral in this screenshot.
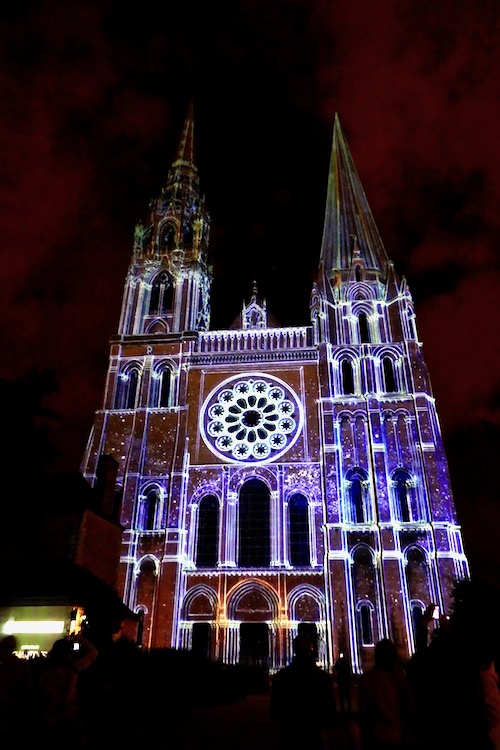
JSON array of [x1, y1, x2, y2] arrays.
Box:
[[81, 106, 470, 673]]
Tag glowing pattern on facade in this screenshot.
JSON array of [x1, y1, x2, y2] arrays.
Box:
[[200, 374, 304, 463], [81, 107, 470, 673]]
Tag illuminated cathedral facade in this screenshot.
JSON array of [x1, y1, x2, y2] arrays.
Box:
[[81, 106, 470, 673]]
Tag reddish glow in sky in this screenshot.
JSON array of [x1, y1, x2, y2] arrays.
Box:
[[1, 1, 498, 583]]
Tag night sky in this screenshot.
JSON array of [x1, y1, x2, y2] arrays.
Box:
[[1, 1, 499, 587]]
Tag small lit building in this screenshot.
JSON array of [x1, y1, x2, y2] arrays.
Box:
[[0, 457, 137, 654]]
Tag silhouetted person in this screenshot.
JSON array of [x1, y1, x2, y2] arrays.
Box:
[[408, 585, 497, 750], [270, 633, 337, 749], [36, 632, 98, 749], [335, 651, 353, 714], [83, 623, 142, 745], [478, 648, 500, 750], [0, 635, 36, 742], [358, 638, 416, 750]]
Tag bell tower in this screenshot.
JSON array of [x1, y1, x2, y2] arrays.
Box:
[[118, 102, 212, 337]]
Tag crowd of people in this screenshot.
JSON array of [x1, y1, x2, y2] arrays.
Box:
[[1, 580, 499, 750], [269, 580, 500, 750]]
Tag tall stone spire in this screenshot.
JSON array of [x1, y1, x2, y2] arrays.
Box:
[[319, 114, 389, 277], [120, 102, 212, 335], [173, 100, 195, 166]]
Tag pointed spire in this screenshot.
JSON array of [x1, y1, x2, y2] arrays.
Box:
[[173, 100, 195, 167], [162, 100, 201, 207], [320, 114, 389, 276], [241, 280, 268, 329]]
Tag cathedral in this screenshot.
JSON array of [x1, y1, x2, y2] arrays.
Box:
[[81, 105, 470, 673]]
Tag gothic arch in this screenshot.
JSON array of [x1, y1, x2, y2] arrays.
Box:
[[148, 270, 173, 315], [237, 477, 271, 567], [404, 545, 433, 607], [145, 318, 169, 334], [287, 492, 311, 566], [152, 360, 177, 407], [351, 544, 379, 647], [134, 554, 160, 577], [345, 467, 370, 524], [347, 282, 374, 301], [195, 493, 220, 568], [337, 408, 367, 424], [114, 361, 143, 409], [159, 219, 178, 252], [391, 468, 415, 523], [134, 555, 159, 642], [226, 580, 279, 621], [382, 356, 398, 393], [228, 466, 277, 497], [136, 483, 165, 530], [182, 584, 218, 619], [340, 358, 356, 395], [288, 584, 326, 621]]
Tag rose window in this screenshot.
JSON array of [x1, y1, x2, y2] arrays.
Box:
[[201, 375, 303, 463]]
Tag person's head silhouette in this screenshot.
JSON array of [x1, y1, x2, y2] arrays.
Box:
[[293, 633, 314, 659], [374, 638, 398, 670]]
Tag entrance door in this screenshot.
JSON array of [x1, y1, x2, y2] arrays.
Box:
[[192, 622, 211, 660], [239, 622, 269, 668]]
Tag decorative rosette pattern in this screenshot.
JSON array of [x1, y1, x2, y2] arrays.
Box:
[[201, 375, 303, 463]]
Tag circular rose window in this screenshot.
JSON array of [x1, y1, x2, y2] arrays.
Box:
[[200, 374, 303, 463]]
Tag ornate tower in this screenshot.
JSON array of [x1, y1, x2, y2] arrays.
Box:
[[81, 109, 469, 672]]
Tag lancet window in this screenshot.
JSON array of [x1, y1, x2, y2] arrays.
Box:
[[382, 357, 397, 393], [341, 359, 355, 395], [288, 493, 310, 566], [161, 221, 176, 252], [156, 365, 172, 407], [352, 545, 377, 647], [358, 313, 370, 344], [238, 479, 271, 568], [114, 365, 141, 409], [392, 468, 414, 523], [346, 468, 370, 524], [196, 495, 219, 568], [149, 271, 173, 315], [136, 487, 163, 531]]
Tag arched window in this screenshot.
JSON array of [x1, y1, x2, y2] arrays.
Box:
[[149, 271, 173, 315], [196, 495, 219, 568], [159, 367, 171, 407], [346, 468, 368, 524], [161, 221, 176, 252], [359, 603, 374, 646], [382, 357, 397, 393], [183, 222, 194, 247], [355, 265, 362, 282], [238, 479, 270, 568], [125, 369, 139, 409], [136, 559, 157, 616], [114, 367, 140, 409], [288, 493, 310, 566], [341, 359, 355, 395], [358, 313, 370, 344], [406, 548, 431, 625], [144, 489, 159, 530], [411, 602, 424, 647], [352, 545, 377, 646], [393, 469, 412, 522]]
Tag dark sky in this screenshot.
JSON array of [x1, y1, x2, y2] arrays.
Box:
[[1, 1, 499, 585]]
